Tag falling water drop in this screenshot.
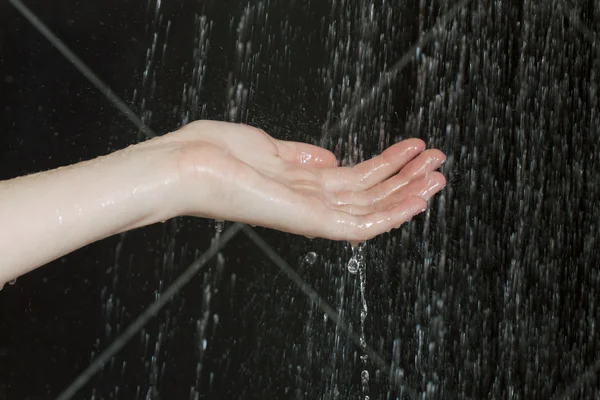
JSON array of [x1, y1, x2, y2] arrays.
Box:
[[347, 258, 359, 274], [347, 245, 364, 274], [215, 220, 225, 233], [304, 252, 318, 265]]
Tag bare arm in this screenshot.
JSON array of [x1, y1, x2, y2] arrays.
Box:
[[0, 137, 181, 284], [0, 120, 446, 285]]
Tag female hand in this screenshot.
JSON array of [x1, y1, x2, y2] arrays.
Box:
[[0, 120, 446, 281], [164, 120, 446, 242]]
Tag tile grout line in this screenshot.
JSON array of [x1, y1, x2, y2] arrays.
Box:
[[55, 223, 244, 400], [9, 0, 156, 139], [241, 228, 385, 365], [241, 226, 420, 400]]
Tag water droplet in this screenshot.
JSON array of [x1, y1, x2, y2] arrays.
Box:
[[215, 220, 225, 233], [347, 258, 359, 274], [361, 369, 370, 400], [304, 252, 317, 265], [8, 279, 16, 285]]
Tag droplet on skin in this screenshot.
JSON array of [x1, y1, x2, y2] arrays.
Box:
[[298, 152, 313, 163], [8, 279, 16, 285]]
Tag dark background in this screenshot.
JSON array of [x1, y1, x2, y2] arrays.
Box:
[[1, 0, 600, 399]]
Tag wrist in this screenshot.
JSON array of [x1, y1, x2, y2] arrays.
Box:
[[152, 122, 219, 220], [116, 136, 186, 231]]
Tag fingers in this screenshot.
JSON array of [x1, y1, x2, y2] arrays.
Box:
[[331, 151, 446, 206], [351, 138, 427, 189], [320, 196, 427, 242], [320, 138, 426, 192], [330, 172, 446, 215], [274, 140, 337, 168]]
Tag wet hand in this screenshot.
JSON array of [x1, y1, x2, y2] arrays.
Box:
[[164, 120, 446, 242]]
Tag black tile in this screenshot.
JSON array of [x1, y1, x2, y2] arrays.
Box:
[[3, 0, 600, 399]]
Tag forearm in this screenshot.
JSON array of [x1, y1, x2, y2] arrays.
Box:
[[0, 138, 181, 284]]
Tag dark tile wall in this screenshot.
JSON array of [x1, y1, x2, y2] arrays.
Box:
[[2, 1, 600, 399]]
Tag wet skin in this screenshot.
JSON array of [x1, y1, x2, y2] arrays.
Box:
[[0, 120, 446, 284]]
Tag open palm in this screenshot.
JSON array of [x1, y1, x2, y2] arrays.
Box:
[[167, 120, 446, 242]]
